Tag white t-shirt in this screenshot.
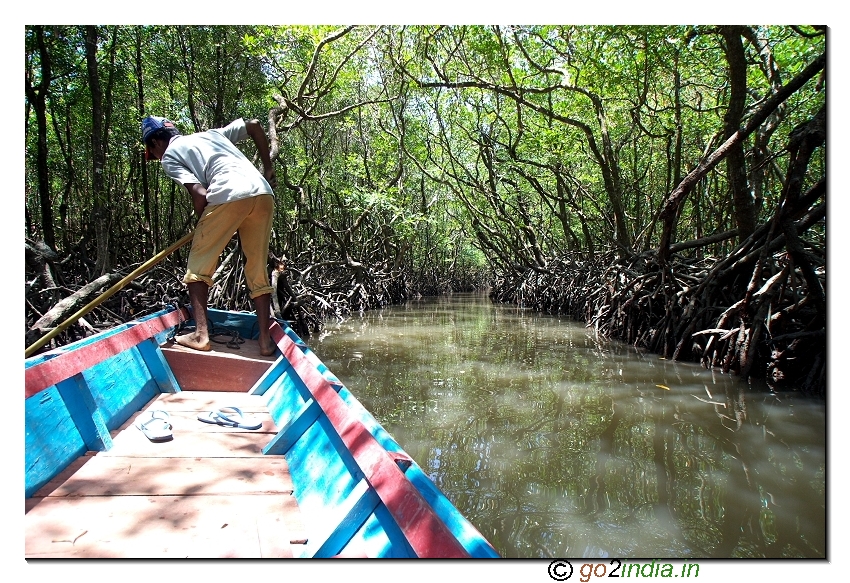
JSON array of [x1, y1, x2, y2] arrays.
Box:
[[160, 118, 273, 206]]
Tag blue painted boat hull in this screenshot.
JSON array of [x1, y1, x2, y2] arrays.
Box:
[[24, 307, 499, 558]]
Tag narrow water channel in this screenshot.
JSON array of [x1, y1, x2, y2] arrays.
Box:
[[313, 293, 826, 559]]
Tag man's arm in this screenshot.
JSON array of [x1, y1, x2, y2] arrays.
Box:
[[244, 119, 277, 189], [185, 183, 208, 219]]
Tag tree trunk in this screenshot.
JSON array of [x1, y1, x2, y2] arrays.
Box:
[[657, 52, 825, 263], [135, 27, 153, 258], [721, 26, 757, 240], [85, 25, 111, 276], [25, 26, 56, 251]]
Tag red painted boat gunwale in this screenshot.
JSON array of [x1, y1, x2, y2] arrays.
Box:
[[25, 308, 189, 399], [270, 323, 471, 559]]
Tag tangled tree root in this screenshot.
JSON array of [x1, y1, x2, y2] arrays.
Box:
[[491, 209, 825, 398], [25, 242, 432, 355]]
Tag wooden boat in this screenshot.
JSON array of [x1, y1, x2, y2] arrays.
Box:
[[25, 306, 500, 558]]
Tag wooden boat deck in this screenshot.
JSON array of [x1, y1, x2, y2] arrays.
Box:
[[25, 390, 309, 558], [159, 336, 279, 392]]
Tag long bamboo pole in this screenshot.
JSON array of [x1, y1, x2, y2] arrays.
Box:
[[25, 231, 195, 358]]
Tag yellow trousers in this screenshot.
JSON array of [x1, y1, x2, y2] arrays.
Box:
[[183, 194, 274, 299]]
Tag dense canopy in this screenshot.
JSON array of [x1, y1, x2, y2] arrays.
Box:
[[25, 25, 826, 394]]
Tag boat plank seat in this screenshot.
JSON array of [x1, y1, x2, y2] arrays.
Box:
[[25, 391, 309, 558], [160, 338, 279, 392]]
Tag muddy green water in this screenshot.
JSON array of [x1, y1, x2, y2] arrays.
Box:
[[313, 294, 825, 559]]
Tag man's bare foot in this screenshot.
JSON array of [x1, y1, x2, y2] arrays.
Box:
[[259, 338, 276, 356], [174, 332, 211, 352]]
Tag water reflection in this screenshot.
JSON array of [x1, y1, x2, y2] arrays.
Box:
[[315, 294, 826, 559]]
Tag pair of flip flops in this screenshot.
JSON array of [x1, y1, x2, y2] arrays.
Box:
[[135, 410, 173, 442], [197, 406, 262, 430]]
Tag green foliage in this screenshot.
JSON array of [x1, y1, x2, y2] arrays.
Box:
[[25, 25, 826, 288]]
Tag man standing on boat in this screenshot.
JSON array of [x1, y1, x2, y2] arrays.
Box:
[[142, 116, 277, 356]]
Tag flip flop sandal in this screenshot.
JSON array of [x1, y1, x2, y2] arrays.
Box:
[[197, 411, 227, 425], [200, 406, 262, 430], [136, 410, 173, 442], [215, 406, 263, 430], [196, 410, 242, 427]]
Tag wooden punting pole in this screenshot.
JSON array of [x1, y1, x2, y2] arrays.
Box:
[[25, 231, 195, 358]]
